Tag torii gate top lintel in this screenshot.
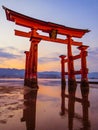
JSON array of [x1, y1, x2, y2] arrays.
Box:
[[3, 6, 90, 45]]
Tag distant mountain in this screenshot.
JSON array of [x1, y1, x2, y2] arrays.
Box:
[[0, 68, 60, 78], [0, 68, 98, 79], [38, 71, 60, 78], [0, 68, 24, 78], [88, 72, 98, 79]]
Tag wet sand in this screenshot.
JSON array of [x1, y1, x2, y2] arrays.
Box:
[[0, 78, 98, 130]]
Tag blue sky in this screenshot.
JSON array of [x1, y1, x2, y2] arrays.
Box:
[[0, 0, 98, 72]]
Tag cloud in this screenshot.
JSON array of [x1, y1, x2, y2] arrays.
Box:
[[0, 48, 22, 59], [87, 47, 98, 72], [38, 57, 59, 64], [0, 51, 19, 59], [88, 47, 98, 56]]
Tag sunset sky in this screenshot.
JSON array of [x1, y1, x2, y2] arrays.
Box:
[[0, 0, 98, 72]]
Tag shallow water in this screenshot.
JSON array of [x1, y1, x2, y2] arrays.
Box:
[[0, 78, 98, 130]]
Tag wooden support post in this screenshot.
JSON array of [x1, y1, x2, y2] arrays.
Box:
[[24, 51, 29, 86], [67, 35, 77, 93], [27, 37, 40, 88], [78, 45, 89, 80], [59, 55, 66, 88], [67, 36, 76, 129], [59, 55, 66, 116], [78, 45, 89, 96]]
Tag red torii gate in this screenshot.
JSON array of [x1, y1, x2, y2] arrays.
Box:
[[3, 6, 90, 88]]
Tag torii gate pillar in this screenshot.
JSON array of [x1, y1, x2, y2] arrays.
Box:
[[67, 36, 77, 93], [24, 38, 40, 88], [59, 55, 66, 91], [78, 45, 89, 98], [24, 51, 29, 86]]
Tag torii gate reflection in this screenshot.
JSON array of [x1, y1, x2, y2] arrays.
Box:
[[3, 6, 90, 88]]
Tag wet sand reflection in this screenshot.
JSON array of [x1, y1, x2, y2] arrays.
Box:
[[21, 82, 91, 130], [21, 87, 38, 130], [60, 83, 90, 130]]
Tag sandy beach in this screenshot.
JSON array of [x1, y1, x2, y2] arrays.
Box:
[[0, 78, 98, 130]]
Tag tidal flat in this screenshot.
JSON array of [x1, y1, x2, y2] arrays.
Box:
[[0, 78, 98, 130]]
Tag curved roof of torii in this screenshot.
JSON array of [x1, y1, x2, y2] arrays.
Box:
[[2, 6, 90, 38]]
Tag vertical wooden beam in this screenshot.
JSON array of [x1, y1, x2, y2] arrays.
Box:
[[59, 55, 66, 116], [78, 45, 89, 95], [78, 45, 89, 79], [59, 55, 66, 87], [67, 35, 75, 79], [67, 35, 77, 93], [27, 37, 41, 88], [24, 51, 29, 86]]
